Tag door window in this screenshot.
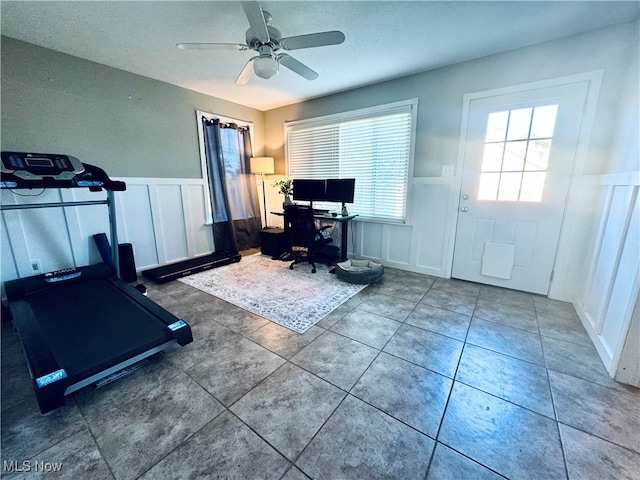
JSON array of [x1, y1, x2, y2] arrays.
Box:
[[478, 105, 558, 202]]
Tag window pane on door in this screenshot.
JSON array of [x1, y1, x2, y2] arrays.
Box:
[[525, 139, 552, 171], [530, 105, 558, 139], [506, 108, 533, 141], [478, 172, 500, 200], [486, 111, 509, 142], [520, 172, 546, 202], [503, 141, 527, 171], [497, 172, 522, 201], [481, 143, 504, 171]]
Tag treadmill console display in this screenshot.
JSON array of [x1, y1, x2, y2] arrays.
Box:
[[0, 151, 125, 192], [1, 152, 84, 180]]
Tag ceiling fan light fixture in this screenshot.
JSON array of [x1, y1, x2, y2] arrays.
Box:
[[253, 54, 279, 79]]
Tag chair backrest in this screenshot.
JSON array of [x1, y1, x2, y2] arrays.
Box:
[[284, 205, 317, 248]]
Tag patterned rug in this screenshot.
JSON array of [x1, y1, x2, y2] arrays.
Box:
[[178, 254, 368, 333]]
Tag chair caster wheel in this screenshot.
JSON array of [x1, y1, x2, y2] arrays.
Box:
[[289, 265, 293, 270], [312, 268, 316, 273]]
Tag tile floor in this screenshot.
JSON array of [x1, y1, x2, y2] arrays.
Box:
[[2, 261, 640, 479]]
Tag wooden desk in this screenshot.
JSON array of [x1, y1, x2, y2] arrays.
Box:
[[272, 211, 357, 262]]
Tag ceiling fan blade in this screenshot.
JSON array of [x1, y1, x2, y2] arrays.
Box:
[[280, 31, 345, 51], [241, 1, 270, 43], [235, 57, 256, 85], [177, 43, 249, 51], [278, 54, 318, 80]]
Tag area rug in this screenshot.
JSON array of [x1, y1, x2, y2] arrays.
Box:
[[178, 254, 368, 333]]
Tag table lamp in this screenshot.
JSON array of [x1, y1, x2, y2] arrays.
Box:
[[250, 157, 275, 228]]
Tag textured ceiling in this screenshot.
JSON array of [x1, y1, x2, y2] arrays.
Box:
[[2, 1, 638, 111]]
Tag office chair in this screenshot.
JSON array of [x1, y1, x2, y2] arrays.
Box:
[[284, 205, 333, 273]]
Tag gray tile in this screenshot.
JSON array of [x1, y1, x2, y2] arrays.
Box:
[[478, 285, 536, 311], [473, 298, 539, 333], [384, 324, 463, 378], [291, 331, 378, 390], [315, 301, 353, 328], [405, 303, 471, 341], [162, 317, 242, 371], [1, 336, 37, 413], [230, 363, 345, 461], [189, 290, 234, 315], [246, 322, 324, 359], [331, 309, 401, 349], [439, 382, 566, 480], [351, 352, 452, 437], [534, 296, 579, 319], [281, 466, 311, 480], [357, 293, 417, 322], [296, 395, 434, 479], [186, 336, 286, 406], [1, 401, 85, 465], [76, 359, 224, 480], [139, 411, 289, 480], [549, 370, 640, 454], [422, 289, 476, 316], [432, 278, 481, 298], [543, 336, 623, 390], [4, 427, 114, 480], [212, 304, 271, 335], [466, 318, 545, 365], [456, 344, 554, 418], [427, 443, 505, 480], [560, 423, 640, 480], [537, 312, 592, 347], [368, 270, 434, 302]]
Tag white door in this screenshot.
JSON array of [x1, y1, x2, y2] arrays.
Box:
[[452, 81, 589, 294]]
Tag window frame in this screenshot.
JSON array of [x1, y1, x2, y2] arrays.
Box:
[[284, 98, 418, 223]]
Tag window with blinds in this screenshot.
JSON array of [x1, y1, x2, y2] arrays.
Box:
[[285, 99, 417, 221]]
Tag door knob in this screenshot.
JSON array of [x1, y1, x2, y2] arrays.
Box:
[[461, 207, 469, 212]]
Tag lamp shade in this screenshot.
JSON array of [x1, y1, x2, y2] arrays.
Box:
[[250, 157, 275, 175], [253, 55, 279, 79]]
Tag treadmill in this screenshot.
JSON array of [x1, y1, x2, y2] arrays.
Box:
[[1, 152, 193, 414]]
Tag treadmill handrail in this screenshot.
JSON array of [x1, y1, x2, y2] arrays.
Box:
[[1, 199, 109, 211]]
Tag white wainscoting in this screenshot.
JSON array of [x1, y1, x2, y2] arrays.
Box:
[[352, 177, 457, 278], [2, 174, 459, 284], [1, 178, 213, 283], [574, 171, 640, 386]]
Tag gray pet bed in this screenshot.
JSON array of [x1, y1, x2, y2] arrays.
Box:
[[335, 259, 384, 284]]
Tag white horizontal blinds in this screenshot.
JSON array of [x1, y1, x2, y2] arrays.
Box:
[[288, 125, 340, 178], [287, 103, 413, 220]]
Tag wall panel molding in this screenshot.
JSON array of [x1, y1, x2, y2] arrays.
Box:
[[1, 177, 213, 283], [574, 171, 640, 386]]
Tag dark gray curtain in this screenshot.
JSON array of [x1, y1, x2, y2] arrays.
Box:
[[202, 118, 262, 252]]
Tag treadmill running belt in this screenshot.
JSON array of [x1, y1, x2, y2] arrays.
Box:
[[25, 279, 172, 379]]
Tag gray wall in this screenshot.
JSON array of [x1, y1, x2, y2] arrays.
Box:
[[264, 21, 639, 177], [4, 21, 636, 180], [1, 36, 266, 178]]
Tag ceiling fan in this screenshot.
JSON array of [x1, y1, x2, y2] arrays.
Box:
[[177, 1, 345, 84]]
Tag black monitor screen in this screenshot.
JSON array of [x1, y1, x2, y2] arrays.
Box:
[[324, 178, 355, 204], [292, 179, 326, 201]]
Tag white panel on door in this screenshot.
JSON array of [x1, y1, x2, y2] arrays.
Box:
[[514, 221, 537, 268]]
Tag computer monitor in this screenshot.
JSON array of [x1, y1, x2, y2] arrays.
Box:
[[292, 179, 326, 201], [324, 178, 356, 204]]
